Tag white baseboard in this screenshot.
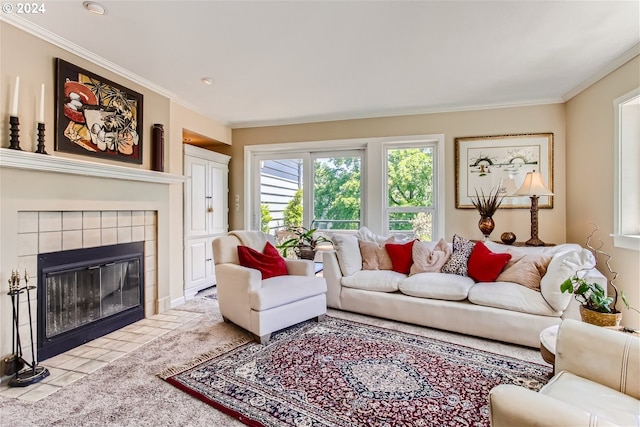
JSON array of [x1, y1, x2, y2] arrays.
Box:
[[170, 296, 186, 309]]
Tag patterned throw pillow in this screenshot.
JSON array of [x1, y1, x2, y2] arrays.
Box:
[[442, 234, 476, 276]]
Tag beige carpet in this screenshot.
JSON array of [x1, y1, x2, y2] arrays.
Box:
[[0, 294, 544, 426]]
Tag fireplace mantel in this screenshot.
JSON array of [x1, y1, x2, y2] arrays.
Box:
[[0, 148, 184, 184]]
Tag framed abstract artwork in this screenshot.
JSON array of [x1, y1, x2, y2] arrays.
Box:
[[455, 133, 554, 209], [55, 58, 143, 164]]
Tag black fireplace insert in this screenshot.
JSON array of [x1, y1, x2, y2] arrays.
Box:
[[37, 242, 145, 361]]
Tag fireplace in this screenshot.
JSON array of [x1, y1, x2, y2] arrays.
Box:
[[37, 242, 145, 361]]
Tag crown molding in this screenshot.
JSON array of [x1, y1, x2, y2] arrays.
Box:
[[1, 14, 178, 101], [563, 43, 640, 102]]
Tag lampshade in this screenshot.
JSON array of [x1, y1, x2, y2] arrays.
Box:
[[515, 171, 553, 196], [498, 178, 518, 196]]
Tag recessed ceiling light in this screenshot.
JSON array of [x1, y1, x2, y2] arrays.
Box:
[[201, 77, 214, 86], [83, 1, 106, 15]]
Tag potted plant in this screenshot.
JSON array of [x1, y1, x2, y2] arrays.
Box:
[[470, 187, 504, 240], [560, 224, 639, 327], [277, 227, 332, 260]]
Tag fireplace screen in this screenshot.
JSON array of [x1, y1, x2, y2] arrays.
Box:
[[45, 258, 141, 338], [38, 242, 144, 360]]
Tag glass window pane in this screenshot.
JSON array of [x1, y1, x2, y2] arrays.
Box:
[[313, 156, 361, 230], [387, 147, 434, 208], [260, 158, 303, 235]]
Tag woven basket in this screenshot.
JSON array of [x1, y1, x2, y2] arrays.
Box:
[[579, 305, 622, 327]]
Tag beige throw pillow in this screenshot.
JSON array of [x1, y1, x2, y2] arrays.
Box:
[[410, 239, 451, 275], [359, 239, 393, 270], [496, 254, 552, 291]]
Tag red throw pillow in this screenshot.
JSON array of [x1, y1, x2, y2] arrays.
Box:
[[237, 242, 288, 279], [467, 241, 512, 282], [385, 240, 415, 274]]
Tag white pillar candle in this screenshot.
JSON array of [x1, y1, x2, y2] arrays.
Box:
[[10, 76, 20, 116], [38, 83, 45, 123]]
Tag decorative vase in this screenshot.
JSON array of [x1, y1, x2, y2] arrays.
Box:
[[500, 232, 516, 245], [295, 245, 316, 260], [579, 306, 622, 327], [478, 216, 495, 240]]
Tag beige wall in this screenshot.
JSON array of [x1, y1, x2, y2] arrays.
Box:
[[231, 104, 567, 243], [566, 56, 640, 329]]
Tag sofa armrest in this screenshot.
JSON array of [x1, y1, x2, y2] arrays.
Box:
[[489, 384, 616, 427], [323, 251, 343, 309], [556, 319, 640, 399], [285, 259, 314, 276]]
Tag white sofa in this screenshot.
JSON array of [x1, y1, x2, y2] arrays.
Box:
[[323, 233, 606, 347]]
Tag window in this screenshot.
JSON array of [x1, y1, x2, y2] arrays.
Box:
[[246, 134, 445, 240], [253, 149, 363, 234], [384, 144, 436, 239], [613, 88, 640, 251]]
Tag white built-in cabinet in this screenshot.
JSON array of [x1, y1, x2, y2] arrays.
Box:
[[183, 144, 230, 298]]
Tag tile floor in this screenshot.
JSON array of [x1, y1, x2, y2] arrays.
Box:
[[0, 309, 203, 402]]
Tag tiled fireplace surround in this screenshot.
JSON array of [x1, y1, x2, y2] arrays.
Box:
[[15, 210, 158, 360]]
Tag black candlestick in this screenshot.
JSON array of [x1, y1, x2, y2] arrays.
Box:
[[35, 122, 48, 154], [9, 116, 21, 150]]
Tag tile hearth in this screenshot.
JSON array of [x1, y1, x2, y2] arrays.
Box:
[[0, 309, 202, 402]]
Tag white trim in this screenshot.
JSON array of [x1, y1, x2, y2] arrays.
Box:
[[612, 234, 640, 251], [170, 296, 186, 309], [612, 88, 640, 251], [0, 148, 185, 184], [564, 44, 640, 102], [184, 144, 230, 165]]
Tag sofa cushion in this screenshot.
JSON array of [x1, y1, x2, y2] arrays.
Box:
[[410, 239, 451, 275], [359, 239, 393, 270], [496, 253, 552, 291], [237, 242, 288, 279], [330, 233, 362, 276], [399, 273, 475, 301], [250, 275, 327, 311], [385, 240, 415, 274], [468, 281, 560, 316], [540, 248, 595, 312], [341, 270, 406, 292], [467, 241, 512, 282], [442, 234, 476, 276]]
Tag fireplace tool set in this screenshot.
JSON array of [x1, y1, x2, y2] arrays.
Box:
[[5, 270, 49, 387]]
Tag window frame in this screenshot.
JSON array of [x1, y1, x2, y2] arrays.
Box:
[[383, 141, 439, 238], [612, 87, 640, 251]]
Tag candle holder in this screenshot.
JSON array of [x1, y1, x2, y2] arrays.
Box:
[[9, 116, 22, 150], [35, 122, 48, 154]]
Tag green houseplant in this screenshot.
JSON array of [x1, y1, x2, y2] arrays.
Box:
[[277, 227, 332, 260], [560, 224, 639, 326]]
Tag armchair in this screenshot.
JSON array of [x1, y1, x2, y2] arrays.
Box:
[[212, 231, 327, 344], [489, 318, 640, 426]]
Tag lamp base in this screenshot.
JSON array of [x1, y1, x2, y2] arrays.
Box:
[[525, 237, 546, 247]]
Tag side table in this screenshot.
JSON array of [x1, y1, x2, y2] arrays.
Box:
[[539, 325, 559, 368]]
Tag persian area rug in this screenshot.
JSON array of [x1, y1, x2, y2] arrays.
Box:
[[159, 317, 551, 427]]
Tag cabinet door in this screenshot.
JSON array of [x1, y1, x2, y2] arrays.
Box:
[[208, 161, 229, 235], [185, 155, 209, 237], [184, 237, 215, 297]]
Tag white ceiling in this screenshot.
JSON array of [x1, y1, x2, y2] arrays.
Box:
[[5, 1, 640, 128]]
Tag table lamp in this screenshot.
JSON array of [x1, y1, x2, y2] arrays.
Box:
[[515, 170, 553, 246]]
